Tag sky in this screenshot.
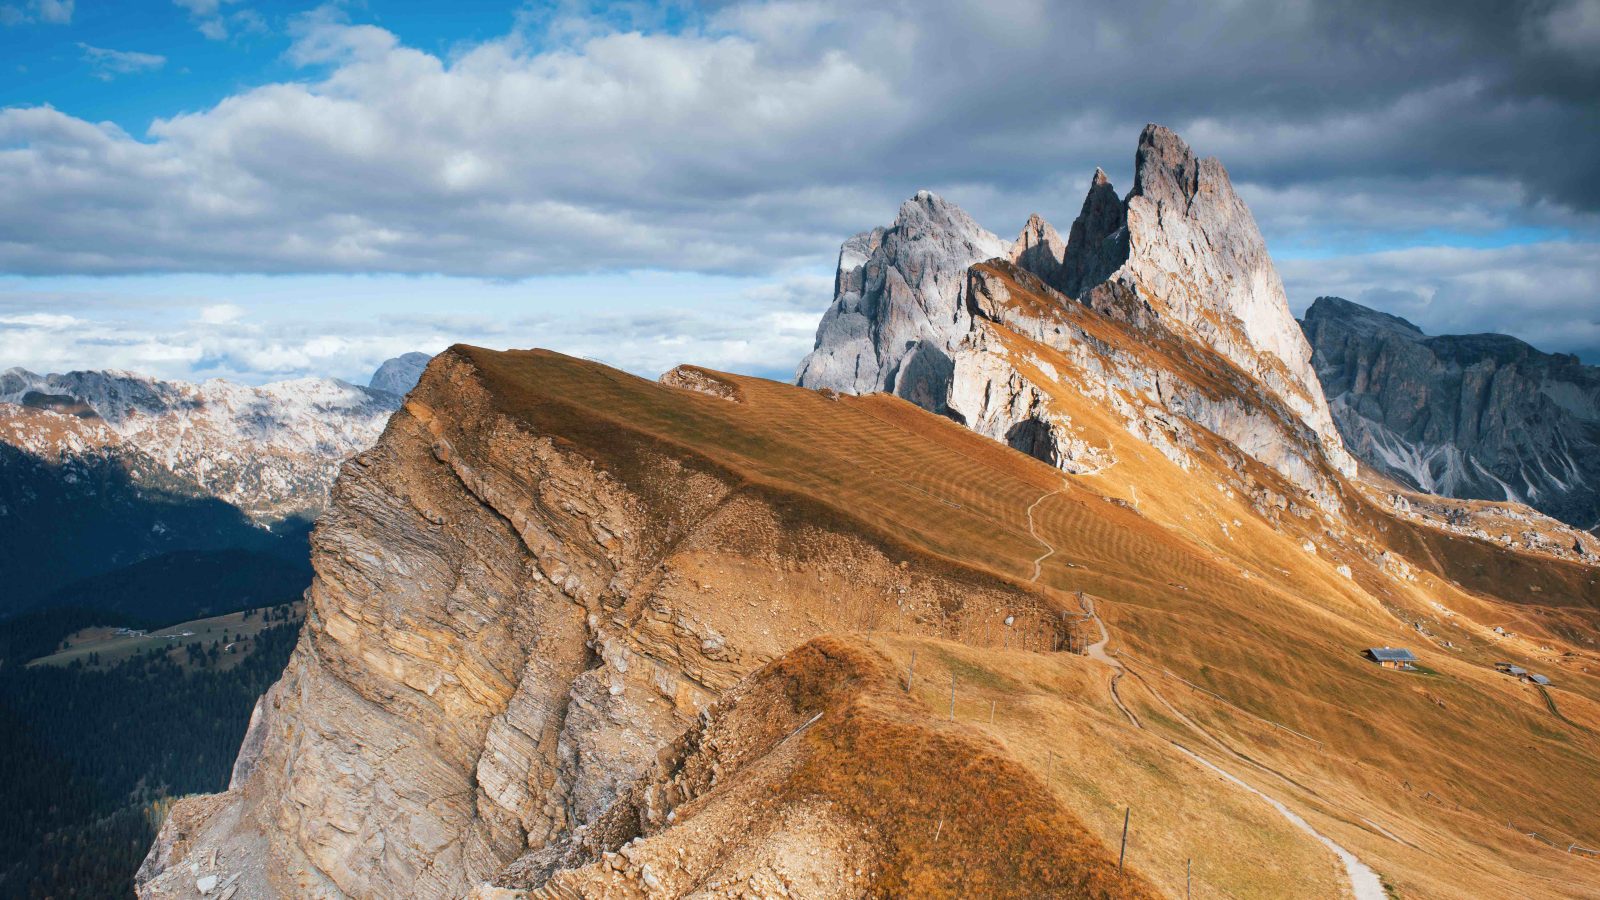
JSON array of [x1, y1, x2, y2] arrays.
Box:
[[1, 0, 1598, 386]]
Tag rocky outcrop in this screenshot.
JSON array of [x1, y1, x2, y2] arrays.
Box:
[[948, 262, 1342, 508], [794, 191, 1008, 411], [0, 368, 400, 522], [137, 347, 1068, 899], [369, 352, 434, 397], [1056, 168, 1126, 299], [1007, 213, 1068, 290], [795, 126, 1353, 492], [1111, 126, 1347, 469], [1304, 295, 1600, 529]]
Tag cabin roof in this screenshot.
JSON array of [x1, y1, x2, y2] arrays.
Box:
[[1365, 647, 1418, 663]]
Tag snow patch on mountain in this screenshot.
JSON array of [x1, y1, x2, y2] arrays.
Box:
[[0, 367, 401, 521]]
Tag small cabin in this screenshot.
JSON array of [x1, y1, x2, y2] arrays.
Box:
[[1364, 647, 1419, 670], [1520, 672, 1551, 686]]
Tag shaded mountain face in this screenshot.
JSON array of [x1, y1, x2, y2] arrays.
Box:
[[0, 368, 397, 616], [0, 407, 309, 613], [1303, 296, 1600, 530]]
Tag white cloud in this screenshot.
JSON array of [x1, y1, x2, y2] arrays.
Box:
[[198, 303, 245, 324], [0, 312, 82, 328], [0, 270, 833, 384], [172, 0, 263, 41], [77, 44, 167, 80], [1, 0, 71, 25], [0, 0, 1593, 392], [1, 1, 1591, 282]]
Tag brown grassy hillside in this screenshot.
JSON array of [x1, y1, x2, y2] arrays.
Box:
[[454, 342, 1600, 898]]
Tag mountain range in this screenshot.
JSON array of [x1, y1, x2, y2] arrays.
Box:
[[1303, 296, 1600, 532], [0, 354, 429, 619], [131, 126, 1600, 900]]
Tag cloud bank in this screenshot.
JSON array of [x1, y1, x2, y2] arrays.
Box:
[[1, 0, 1597, 371]]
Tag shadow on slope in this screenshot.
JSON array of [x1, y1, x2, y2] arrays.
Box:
[[0, 442, 309, 615]]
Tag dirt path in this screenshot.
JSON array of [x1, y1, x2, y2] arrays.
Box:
[[1086, 596, 1385, 900], [1024, 483, 1064, 582], [1077, 593, 1140, 729], [1172, 744, 1386, 900]]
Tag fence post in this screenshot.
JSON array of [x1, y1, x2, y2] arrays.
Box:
[[1186, 858, 1191, 898], [906, 650, 916, 692], [949, 673, 956, 720], [989, 699, 996, 724], [1119, 807, 1129, 873]]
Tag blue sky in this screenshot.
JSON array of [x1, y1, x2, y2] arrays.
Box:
[[2, 0, 1598, 385]]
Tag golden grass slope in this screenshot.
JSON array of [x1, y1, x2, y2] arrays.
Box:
[[511, 636, 1161, 899], [455, 341, 1599, 898]]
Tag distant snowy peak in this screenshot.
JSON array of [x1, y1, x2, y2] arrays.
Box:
[[1304, 295, 1600, 529], [369, 352, 433, 396], [0, 368, 402, 521]]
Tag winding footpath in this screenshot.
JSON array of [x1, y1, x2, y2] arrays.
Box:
[[1079, 596, 1384, 900], [1078, 593, 1140, 729], [1024, 483, 1065, 581]]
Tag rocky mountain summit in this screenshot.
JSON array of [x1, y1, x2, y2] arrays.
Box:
[[794, 190, 1008, 411], [800, 124, 1354, 508], [1303, 296, 1600, 531]]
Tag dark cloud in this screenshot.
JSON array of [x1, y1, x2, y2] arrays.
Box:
[[1280, 241, 1600, 363], [0, 0, 1593, 277]]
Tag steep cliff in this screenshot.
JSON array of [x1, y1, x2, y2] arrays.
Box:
[[138, 348, 1118, 898], [1304, 296, 1600, 530], [140, 343, 1600, 900]]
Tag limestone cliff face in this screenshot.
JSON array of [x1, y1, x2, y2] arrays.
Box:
[[946, 262, 1343, 510], [138, 348, 1059, 899], [794, 191, 1007, 411], [1304, 295, 1600, 529], [1066, 125, 1348, 472]]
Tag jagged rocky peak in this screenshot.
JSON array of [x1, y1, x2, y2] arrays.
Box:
[[794, 189, 1007, 408], [1055, 167, 1128, 299], [1008, 212, 1067, 287], [795, 124, 1353, 481], [1116, 125, 1342, 453], [1303, 295, 1600, 528], [369, 351, 434, 396]]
